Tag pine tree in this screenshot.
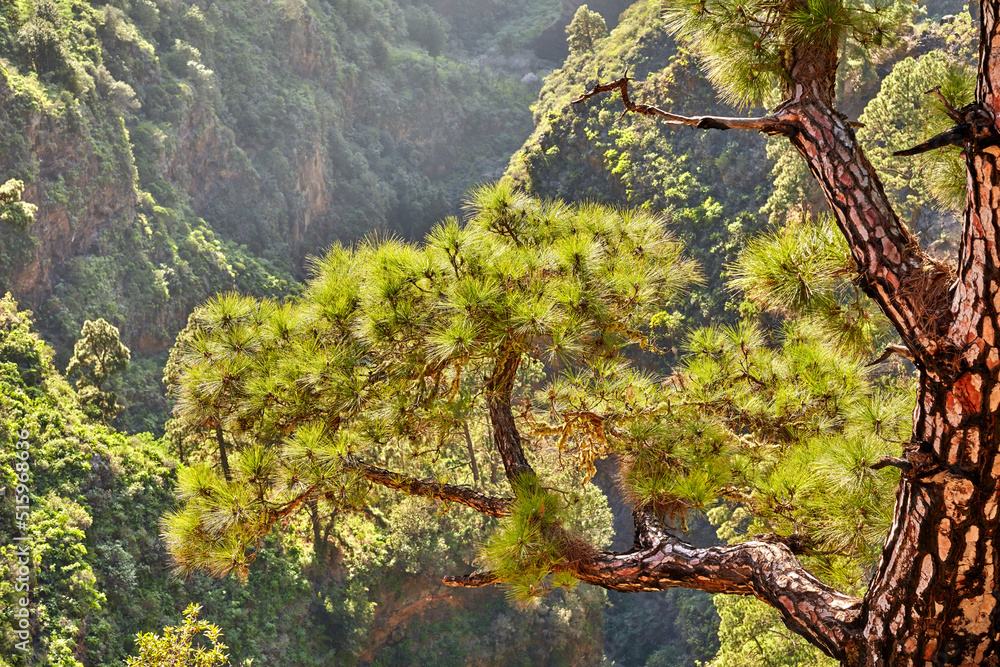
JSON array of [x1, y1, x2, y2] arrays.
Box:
[[567, 5, 608, 55], [163, 184, 698, 582], [569, 0, 1000, 663], [66, 318, 130, 422]]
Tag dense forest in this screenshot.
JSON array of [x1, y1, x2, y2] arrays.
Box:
[[0, 0, 989, 664]]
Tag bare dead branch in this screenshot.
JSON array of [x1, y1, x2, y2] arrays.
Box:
[[894, 95, 995, 156], [870, 456, 912, 472], [927, 85, 965, 123], [572, 76, 795, 134], [346, 459, 512, 517], [893, 125, 970, 156], [866, 342, 916, 366], [442, 571, 499, 588]]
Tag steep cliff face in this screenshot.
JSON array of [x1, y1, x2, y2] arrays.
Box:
[[0, 70, 136, 305]]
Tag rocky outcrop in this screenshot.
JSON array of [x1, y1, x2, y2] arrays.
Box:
[[2, 74, 136, 306]]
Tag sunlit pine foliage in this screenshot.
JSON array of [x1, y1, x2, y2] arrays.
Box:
[[532, 275, 909, 592], [525, 212, 906, 594], [662, 0, 913, 106], [730, 213, 890, 357], [564, 309, 910, 590], [163, 183, 697, 581], [480, 475, 591, 607]]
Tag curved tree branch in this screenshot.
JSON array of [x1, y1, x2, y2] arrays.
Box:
[[486, 347, 534, 484], [572, 75, 795, 134], [346, 459, 512, 517], [445, 509, 861, 661], [572, 511, 862, 661]]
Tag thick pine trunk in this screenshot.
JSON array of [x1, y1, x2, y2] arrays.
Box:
[[859, 376, 1000, 665], [854, 6, 1000, 659], [774, 6, 1000, 660], [779, 102, 1000, 667]]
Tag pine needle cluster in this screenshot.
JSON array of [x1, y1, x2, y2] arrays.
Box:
[[662, 0, 912, 106], [730, 213, 889, 357], [605, 308, 910, 588], [480, 475, 590, 607]]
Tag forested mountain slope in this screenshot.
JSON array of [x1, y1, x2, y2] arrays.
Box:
[[0, 0, 635, 363]]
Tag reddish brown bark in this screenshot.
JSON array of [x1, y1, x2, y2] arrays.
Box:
[[347, 459, 512, 517], [485, 348, 534, 483]]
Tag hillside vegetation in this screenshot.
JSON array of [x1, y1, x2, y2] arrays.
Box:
[[0, 0, 569, 371]]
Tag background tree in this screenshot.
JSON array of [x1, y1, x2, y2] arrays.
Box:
[[0, 180, 36, 230], [66, 318, 130, 422], [127, 604, 242, 667], [0, 180, 38, 295], [16, 0, 69, 79], [567, 5, 608, 55]]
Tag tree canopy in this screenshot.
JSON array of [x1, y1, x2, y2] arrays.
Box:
[[164, 183, 697, 584], [66, 318, 131, 422], [567, 5, 609, 55]]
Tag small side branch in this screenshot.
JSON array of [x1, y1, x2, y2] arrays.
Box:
[[572, 75, 794, 135], [442, 571, 498, 588], [894, 92, 993, 156], [866, 343, 915, 366], [928, 85, 965, 123], [870, 456, 911, 472], [347, 459, 512, 517], [893, 125, 970, 156]]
